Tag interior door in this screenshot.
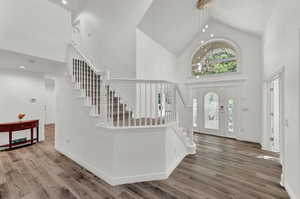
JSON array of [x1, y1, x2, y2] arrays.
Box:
[[269, 77, 280, 152]]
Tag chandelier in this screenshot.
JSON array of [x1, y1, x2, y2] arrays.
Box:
[[197, 0, 212, 10]]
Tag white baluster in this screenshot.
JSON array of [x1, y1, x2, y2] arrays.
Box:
[[150, 83, 152, 126], [72, 57, 75, 82], [85, 63, 87, 96], [165, 83, 168, 123], [74, 58, 77, 85], [117, 93, 120, 127], [160, 83, 163, 125], [155, 83, 158, 125], [92, 72, 94, 108], [123, 101, 125, 127], [174, 85, 177, 121], [79, 60, 81, 89], [83, 62, 86, 94], [144, 82, 147, 126], [111, 88, 113, 126], [139, 83, 142, 127], [91, 69, 93, 106], [95, 74, 98, 115], [128, 105, 132, 127]]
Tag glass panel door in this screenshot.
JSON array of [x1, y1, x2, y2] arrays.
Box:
[[194, 86, 239, 138], [227, 98, 235, 133], [204, 92, 219, 130]]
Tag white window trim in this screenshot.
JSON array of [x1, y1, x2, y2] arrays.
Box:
[[188, 38, 243, 79]]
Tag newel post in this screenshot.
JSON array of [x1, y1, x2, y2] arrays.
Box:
[[100, 70, 110, 126]]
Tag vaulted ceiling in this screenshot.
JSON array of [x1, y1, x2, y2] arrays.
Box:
[[48, 0, 88, 18], [138, 0, 277, 55], [48, 0, 277, 56]]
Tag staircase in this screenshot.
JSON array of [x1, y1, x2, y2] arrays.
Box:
[[68, 42, 196, 150]]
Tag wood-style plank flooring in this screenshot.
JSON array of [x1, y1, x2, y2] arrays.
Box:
[[0, 125, 290, 199]]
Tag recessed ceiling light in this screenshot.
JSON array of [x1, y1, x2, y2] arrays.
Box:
[[19, 65, 26, 70], [202, 28, 206, 33], [62, 0, 68, 5], [210, 34, 214, 38], [205, 24, 209, 29]]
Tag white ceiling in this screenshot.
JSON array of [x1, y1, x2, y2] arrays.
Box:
[[139, 0, 277, 55], [0, 49, 64, 74], [138, 0, 207, 56], [48, 0, 88, 17], [211, 0, 276, 35]]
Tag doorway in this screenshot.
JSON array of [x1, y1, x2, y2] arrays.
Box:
[[72, 20, 81, 47], [269, 77, 281, 153], [193, 85, 240, 138], [266, 68, 285, 185]]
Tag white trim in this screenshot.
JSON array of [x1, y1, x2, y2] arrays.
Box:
[[264, 66, 286, 186], [166, 153, 186, 176], [56, 144, 187, 186], [185, 76, 247, 87], [55, 147, 114, 185], [188, 37, 243, 79], [285, 182, 297, 199]]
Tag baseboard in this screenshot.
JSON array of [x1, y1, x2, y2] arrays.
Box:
[[55, 146, 183, 186], [285, 182, 297, 199], [55, 147, 114, 185], [166, 153, 186, 177], [110, 172, 168, 186]]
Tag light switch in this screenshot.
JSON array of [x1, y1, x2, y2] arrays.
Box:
[[284, 119, 289, 128], [30, 98, 37, 103]]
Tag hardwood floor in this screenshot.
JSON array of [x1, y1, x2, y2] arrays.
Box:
[[0, 125, 290, 199]]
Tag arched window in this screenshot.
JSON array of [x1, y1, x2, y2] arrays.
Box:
[[204, 92, 219, 130], [192, 40, 238, 76]]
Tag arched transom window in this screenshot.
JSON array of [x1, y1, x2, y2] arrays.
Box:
[[192, 40, 238, 76]]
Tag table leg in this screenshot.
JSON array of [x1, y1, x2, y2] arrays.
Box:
[[9, 131, 12, 150], [31, 128, 34, 144], [36, 125, 39, 142]]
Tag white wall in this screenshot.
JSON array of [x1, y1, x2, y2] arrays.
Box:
[[74, 0, 153, 78], [263, 0, 300, 197], [135, 29, 178, 117], [136, 29, 177, 81], [0, 0, 71, 62], [176, 19, 263, 143], [55, 72, 188, 185], [45, 79, 56, 124], [0, 69, 46, 145]]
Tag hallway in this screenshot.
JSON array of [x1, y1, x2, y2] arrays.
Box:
[[0, 126, 289, 199]]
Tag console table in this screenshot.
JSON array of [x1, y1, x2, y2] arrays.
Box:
[[0, 120, 39, 150]]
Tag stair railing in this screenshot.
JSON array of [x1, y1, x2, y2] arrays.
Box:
[[68, 42, 191, 130], [105, 79, 178, 128], [68, 43, 109, 119]]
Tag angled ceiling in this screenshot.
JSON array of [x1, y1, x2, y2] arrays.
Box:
[[0, 49, 64, 74], [138, 0, 207, 56], [48, 0, 88, 18], [211, 0, 276, 36], [139, 0, 277, 55]]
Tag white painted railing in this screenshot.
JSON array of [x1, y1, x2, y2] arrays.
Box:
[[68, 43, 189, 129], [68, 43, 109, 117], [106, 79, 178, 128]]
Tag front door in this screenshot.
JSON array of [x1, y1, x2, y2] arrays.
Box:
[[193, 86, 239, 138]]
